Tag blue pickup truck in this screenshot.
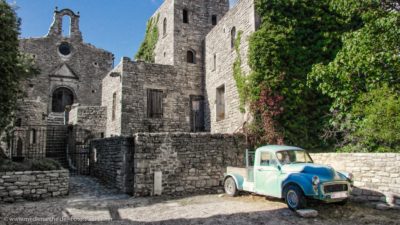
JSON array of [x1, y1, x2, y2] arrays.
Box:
[[224, 145, 353, 210]]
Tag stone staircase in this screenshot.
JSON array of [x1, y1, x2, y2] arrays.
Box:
[[47, 112, 66, 125]]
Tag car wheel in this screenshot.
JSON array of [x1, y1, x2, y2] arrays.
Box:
[[284, 184, 307, 210], [224, 177, 238, 197]]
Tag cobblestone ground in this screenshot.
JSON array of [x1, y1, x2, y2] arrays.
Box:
[[0, 176, 399, 225]]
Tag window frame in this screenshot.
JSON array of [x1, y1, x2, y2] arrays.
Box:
[[147, 89, 164, 119]]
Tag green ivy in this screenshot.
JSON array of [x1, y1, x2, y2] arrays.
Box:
[[135, 14, 159, 63], [232, 31, 248, 113]]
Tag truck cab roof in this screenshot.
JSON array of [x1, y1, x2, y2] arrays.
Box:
[[256, 145, 304, 153]]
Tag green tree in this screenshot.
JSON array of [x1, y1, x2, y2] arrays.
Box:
[[309, 0, 400, 149], [0, 0, 38, 133], [340, 85, 400, 152]]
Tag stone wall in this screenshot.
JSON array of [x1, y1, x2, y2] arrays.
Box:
[[205, 0, 257, 133], [311, 153, 400, 206], [0, 170, 69, 203], [133, 133, 245, 196], [68, 104, 107, 135], [90, 137, 134, 194]]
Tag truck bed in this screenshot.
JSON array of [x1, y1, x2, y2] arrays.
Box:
[[226, 166, 254, 182]]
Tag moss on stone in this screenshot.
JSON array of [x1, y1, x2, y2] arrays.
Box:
[[135, 14, 160, 63]]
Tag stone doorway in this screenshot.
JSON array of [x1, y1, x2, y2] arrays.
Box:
[[52, 87, 74, 112]]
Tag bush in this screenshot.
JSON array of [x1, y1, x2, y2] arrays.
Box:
[[0, 158, 63, 172], [349, 86, 400, 152]]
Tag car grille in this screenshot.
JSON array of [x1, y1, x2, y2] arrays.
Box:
[[323, 184, 348, 193]]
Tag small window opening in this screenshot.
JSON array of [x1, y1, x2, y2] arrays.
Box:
[[187, 50, 195, 64], [183, 9, 189, 23], [213, 54, 217, 71], [231, 26, 236, 49], [15, 118, 22, 127], [163, 18, 167, 36], [30, 129, 37, 144], [212, 15, 217, 25], [112, 92, 117, 121], [62, 15, 71, 37], [216, 85, 225, 121]]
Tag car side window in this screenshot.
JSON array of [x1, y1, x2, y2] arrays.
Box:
[[260, 152, 271, 166]]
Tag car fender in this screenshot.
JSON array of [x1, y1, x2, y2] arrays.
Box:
[[224, 173, 244, 190], [281, 173, 315, 197]]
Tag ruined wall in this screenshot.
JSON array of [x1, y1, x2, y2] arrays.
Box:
[[133, 133, 245, 196], [205, 0, 257, 133], [311, 153, 400, 206], [0, 170, 69, 203], [17, 8, 113, 126], [90, 137, 134, 194], [68, 105, 106, 135]]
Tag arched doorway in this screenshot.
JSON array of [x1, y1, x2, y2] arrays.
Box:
[[52, 87, 74, 112]]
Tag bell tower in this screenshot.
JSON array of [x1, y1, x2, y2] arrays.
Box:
[[47, 7, 82, 42]]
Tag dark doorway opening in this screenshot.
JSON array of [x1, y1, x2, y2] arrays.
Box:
[[190, 95, 205, 132], [52, 87, 74, 112]]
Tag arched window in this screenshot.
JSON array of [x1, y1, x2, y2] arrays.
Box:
[[187, 50, 195, 64], [163, 18, 167, 36], [183, 9, 189, 23], [212, 15, 217, 25], [231, 27, 236, 49], [62, 15, 71, 37], [52, 87, 74, 112]]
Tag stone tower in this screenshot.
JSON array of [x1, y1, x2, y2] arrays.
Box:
[[151, 0, 230, 131]]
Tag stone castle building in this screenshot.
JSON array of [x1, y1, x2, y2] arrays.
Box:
[[15, 0, 259, 138]]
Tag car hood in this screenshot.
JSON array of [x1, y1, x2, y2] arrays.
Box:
[[281, 163, 346, 182]]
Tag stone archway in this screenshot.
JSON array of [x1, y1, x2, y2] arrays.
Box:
[[52, 87, 74, 112]]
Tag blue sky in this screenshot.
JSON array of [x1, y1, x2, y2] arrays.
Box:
[[9, 0, 238, 63]]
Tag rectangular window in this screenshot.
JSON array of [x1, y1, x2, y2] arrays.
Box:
[[212, 15, 217, 25], [147, 89, 164, 118], [213, 54, 217, 71], [216, 85, 225, 121], [183, 9, 189, 23], [112, 92, 117, 121]]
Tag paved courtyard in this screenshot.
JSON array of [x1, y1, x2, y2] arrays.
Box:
[[0, 176, 399, 225]]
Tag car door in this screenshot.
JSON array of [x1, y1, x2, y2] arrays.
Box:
[[254, 151, 281, 197]]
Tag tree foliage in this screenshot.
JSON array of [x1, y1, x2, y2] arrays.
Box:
[[0, 0, 38, 133], [243, 0, 400, 152], [135, 15, 159, 63]]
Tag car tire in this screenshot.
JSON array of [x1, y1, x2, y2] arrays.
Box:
[[284, 184, 307, 210], [224, 177, 238, 197]]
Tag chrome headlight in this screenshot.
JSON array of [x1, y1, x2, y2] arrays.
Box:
[[312, 175, 320, 186]]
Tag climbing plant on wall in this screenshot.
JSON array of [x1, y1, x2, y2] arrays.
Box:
[[241, 0, 400, 152], [135, 14, 160, 63], [232, 31, 249, 113]]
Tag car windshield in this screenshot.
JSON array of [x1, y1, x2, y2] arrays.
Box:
[[276, 150, 313, 165]]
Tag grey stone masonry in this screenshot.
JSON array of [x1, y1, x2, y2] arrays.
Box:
[[68, 104, 107, 135], [311, 153, 400, 206], [102, 58, 189, 137], [133, 132, 246, 197], [90, 137, 134, 194], [0, 170, 69, 203], [205, 0, 258, 133]]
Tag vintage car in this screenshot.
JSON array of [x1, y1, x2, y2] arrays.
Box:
[[224, 145, 353, 210]]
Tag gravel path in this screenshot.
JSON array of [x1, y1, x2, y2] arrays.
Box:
[[0, 176, 399, 225]]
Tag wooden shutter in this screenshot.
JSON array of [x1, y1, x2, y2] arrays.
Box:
[[147, 89, 163, 118]]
